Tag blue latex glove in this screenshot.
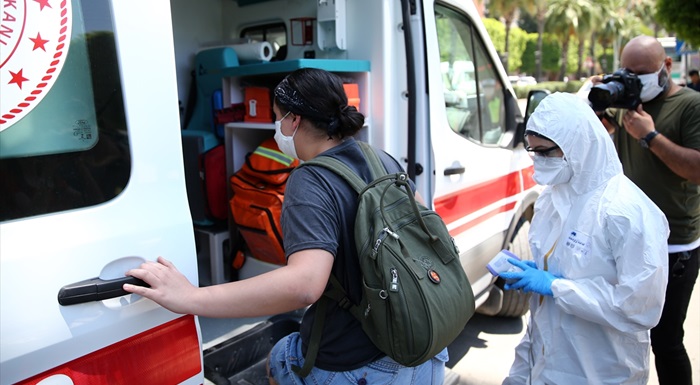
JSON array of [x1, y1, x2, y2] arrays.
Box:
[[499, 258, 559, 296]]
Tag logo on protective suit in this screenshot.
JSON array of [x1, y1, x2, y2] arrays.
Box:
[[1, 0, 72, 132], [565, 230, 591, 256]]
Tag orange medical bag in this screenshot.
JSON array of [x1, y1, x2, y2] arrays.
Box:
[[229, 138, 298, 266]]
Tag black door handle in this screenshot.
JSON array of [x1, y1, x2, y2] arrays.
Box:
[[444, 166, 466, 176], [58, 276, 149, 306]]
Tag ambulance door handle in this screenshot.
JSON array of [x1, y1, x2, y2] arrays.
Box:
[[444, 166, 466, 176], [58, 276, 150, 306]]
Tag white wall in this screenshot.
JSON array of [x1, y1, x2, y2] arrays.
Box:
[[170, 0, 224, 107]]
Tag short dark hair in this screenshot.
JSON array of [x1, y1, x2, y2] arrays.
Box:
[[524, 130, 553, 142], [690, 69, 699, 77]]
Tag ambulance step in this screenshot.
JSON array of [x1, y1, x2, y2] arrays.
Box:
[[203, 313, 301, 385]]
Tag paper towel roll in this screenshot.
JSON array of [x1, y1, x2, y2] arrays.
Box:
[[230, 42, 273, 63]]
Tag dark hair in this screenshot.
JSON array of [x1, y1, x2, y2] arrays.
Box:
[[524, 129, 553, 142], [274, 68, 365, 139], [690, 69, 699, 77]]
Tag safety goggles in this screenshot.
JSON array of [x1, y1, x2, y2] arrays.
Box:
[[525, 144, 561, 157], [524, 131, 562, 157]]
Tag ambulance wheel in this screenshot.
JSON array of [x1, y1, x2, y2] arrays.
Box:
[[496, 218, 533, 318]]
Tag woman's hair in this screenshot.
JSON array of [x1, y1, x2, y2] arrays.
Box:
[[524, 129, 553, 142], [274, 68, 365, 139]]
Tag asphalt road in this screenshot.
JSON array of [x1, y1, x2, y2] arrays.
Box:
[[449, 275, 700, 385]]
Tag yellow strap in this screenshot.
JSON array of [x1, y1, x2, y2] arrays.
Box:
[[539, 241, 557, 305], [542, 241, 557, 272]]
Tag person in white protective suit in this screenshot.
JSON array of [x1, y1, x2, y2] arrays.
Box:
[[500, 92, 669, 385]]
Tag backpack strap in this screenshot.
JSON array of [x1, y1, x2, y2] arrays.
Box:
[[291, 295, 329, 377], [302, 141, 391, 194], [357, 141, 388, 180]]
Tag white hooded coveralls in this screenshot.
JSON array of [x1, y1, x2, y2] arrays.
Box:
[[503, 93, 669, 385]]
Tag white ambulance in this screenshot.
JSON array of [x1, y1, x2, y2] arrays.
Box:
[[0, 0, 540, 383]]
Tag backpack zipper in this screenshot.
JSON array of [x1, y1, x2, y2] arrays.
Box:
[[372, 227, 400, 258], [390, 267, 399, 292]]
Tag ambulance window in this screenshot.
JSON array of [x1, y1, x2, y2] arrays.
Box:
[[240, 23, 286, 60], [435, 5, 505, 145], [0, 0, 130, 222]]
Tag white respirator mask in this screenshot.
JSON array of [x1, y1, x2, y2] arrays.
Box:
[[274, 111, 299, 159], [533, 156, 573, 186], [638, 63, 669, 103]]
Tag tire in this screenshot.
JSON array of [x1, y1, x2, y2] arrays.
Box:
[[495, 218, 533, 317]]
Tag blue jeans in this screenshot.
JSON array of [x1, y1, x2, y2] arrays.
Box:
[[267, 332, 448, 385]]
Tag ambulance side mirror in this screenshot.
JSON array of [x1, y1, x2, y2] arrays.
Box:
[[516, 90, 550, 146], [525, 90, 550, 119]]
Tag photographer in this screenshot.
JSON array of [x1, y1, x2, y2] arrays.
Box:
[[591, 35, 700, 385]]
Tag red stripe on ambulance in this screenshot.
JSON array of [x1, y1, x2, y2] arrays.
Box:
[[447, 201, 518, 236], [522, 165, 536, 190], [435, 166, 535, 236], [17, 315, 201, 385]]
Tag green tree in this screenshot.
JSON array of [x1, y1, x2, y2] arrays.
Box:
[[484, 18, 528, 74], [517, 11, 538, 33], [632, 0, 660, 36], [583, 0, 614, 77], [606, 0, 648, 70], [507, 27, 529, 73], [595, 0, 626, 72], [521, 0, 550, 81], [546, 0, 594, 80], [574, 5, 596, 79], [484, 17, 506, 52], [567, 40, 581, 75], [488, 0, 524, 70], [656, 0, 700, 48], [521, 33, 562, 79]]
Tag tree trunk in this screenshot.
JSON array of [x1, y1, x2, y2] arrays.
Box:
[[559, 36, 570, 81], [601, 42, 609, 73], [613, 36, 621, 71], [536, 16, 545, 81], [589, 33, 597, 76], [504, 21, 511, 72], [577, 35, 585, 79]]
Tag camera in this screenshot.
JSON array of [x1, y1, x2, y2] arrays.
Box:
[[588, 68, 642, 111]]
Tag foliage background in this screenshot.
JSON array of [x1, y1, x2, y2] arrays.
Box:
[[484, 0, 700, 82]]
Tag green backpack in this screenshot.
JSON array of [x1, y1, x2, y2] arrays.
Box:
[[293, 141, 475, 377]]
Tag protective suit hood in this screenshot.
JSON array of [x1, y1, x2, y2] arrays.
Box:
[[526, 92, 622, 194]]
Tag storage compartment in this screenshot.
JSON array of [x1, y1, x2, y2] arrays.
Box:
[[203, 314, 301, 385], [343, 83, 360, 110], [244, 87, 273, 123], [222, 60, 371, 175]]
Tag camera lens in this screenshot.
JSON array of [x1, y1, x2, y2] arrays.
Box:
[[588, 82, 625, 111]]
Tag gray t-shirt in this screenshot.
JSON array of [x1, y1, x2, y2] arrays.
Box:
[[281, 138, 407, 371]]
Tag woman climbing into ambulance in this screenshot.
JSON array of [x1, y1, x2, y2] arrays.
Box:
[[124, 68, 447, 384], [499, 92, 669, 385]]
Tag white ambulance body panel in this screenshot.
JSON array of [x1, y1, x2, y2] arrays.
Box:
[[0, 0, 539, 383], [1, 1, 201, 384]]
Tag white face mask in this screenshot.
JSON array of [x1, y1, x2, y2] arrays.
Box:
[[638, 63, 668, 103], [274, 111, 298, 159], [533, 156, 573, 186]]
